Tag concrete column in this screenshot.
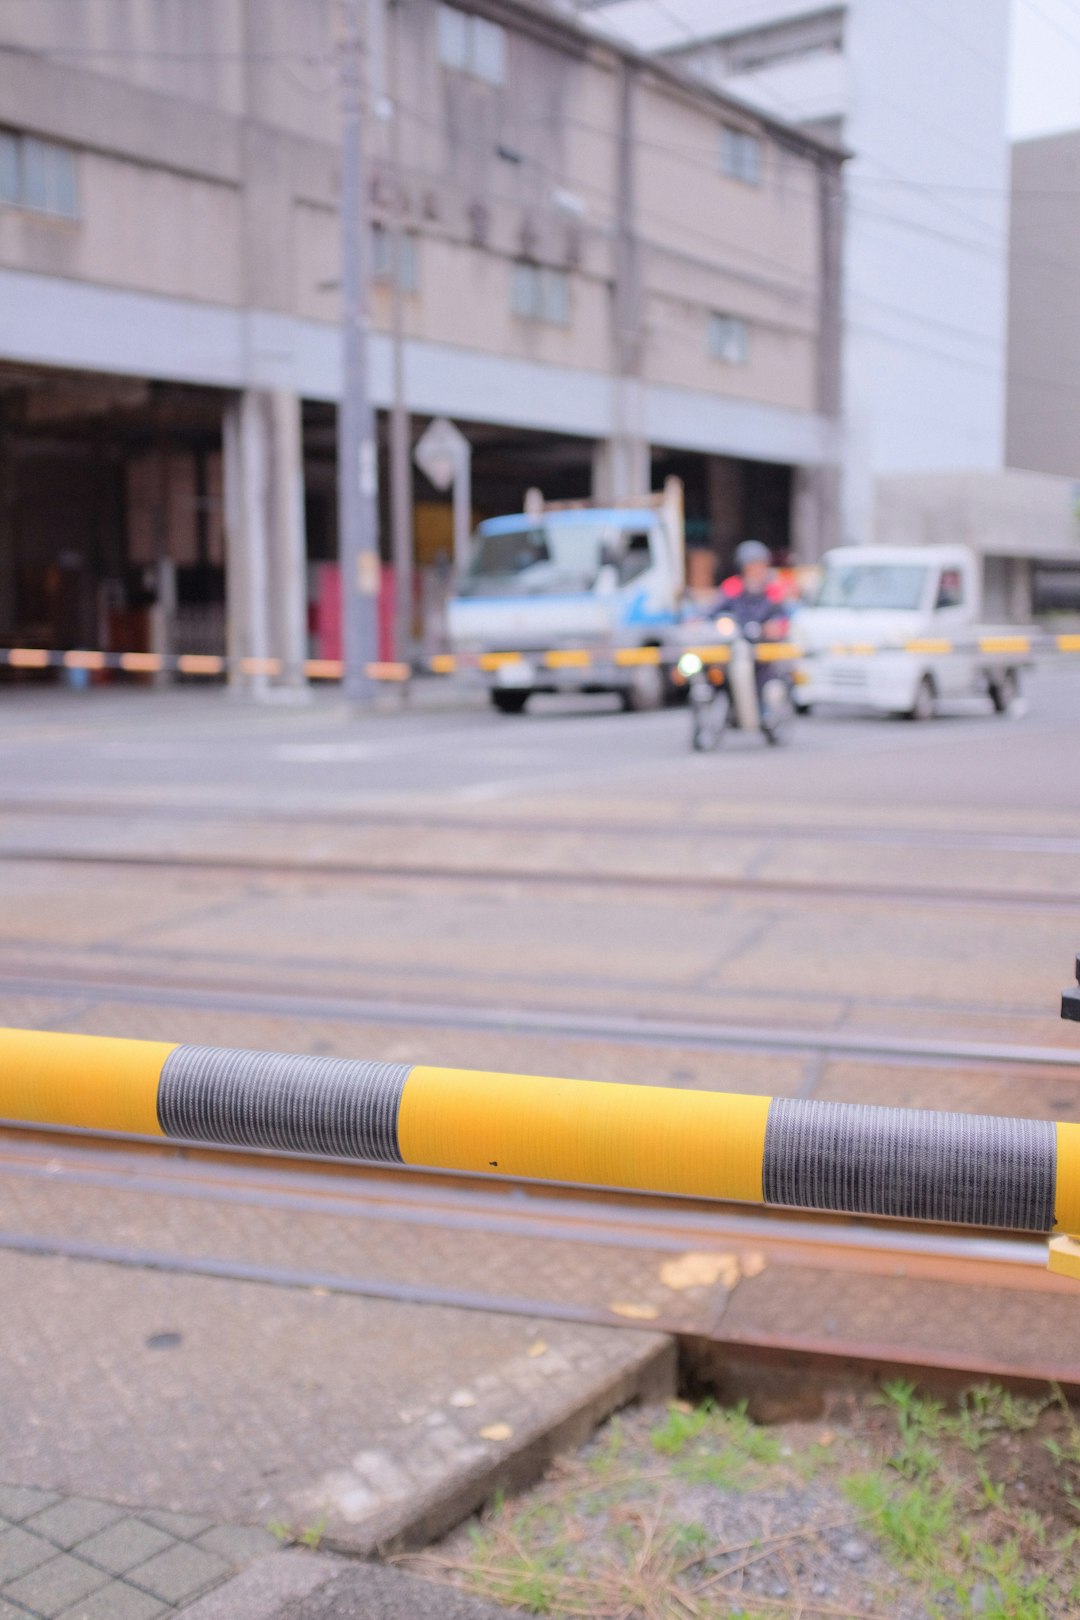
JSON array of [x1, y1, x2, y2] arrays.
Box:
[[0, 408, 15, 641], [222, 389, 307, 695], [1006, 556, 1033, 623], [591, 433, 649, 504], [265, 390, 308, 687], [791, 465, 840, 565], [593, 381, 649, 503]]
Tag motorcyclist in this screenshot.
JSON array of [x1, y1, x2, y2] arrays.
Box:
[[718, 539, 789, 627], [716, 540, 792, 740]]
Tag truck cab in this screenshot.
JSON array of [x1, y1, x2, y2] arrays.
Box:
[[447, 479, 684, 712]]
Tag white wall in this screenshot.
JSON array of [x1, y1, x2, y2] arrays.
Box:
[[840, 0, 1011, 540]]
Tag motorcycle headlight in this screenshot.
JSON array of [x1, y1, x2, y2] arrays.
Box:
[[678, 652, 704, 678]]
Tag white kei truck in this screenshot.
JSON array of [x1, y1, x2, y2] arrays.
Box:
[[446, 479, 685, 713], [792, 545, 1029, 719]]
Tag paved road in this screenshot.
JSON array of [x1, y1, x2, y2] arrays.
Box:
[[0, 670, 1077, 1075], [1, 670, 1078, 1616], [0, 663, 1077, 816]]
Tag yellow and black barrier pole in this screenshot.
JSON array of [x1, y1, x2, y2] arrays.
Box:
[[2, 632, 1080, 683], [2, 1026, 1080, 1277]]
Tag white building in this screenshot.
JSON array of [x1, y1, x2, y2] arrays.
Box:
[[575, 0, 1013, 545]]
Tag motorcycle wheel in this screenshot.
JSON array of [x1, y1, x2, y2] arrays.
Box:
[[690, 689, 728, 751], [760, 679, 793, 746]]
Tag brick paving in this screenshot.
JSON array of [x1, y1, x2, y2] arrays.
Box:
[[0, 1484, 273, 1618]]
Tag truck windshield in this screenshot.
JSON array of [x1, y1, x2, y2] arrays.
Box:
[[815, 564, 928, 611], [460, 521, 628, 598]]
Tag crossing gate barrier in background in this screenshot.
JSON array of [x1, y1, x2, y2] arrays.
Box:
[[1, 634, 1079, 685], [2, 1023, 1080, 1279]]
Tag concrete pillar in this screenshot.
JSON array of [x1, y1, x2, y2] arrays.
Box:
[[266, 390, 308, 686], [0, 408, 15, 641], [791, 465, 840, 565], [149, 558, 177, 689], [222, 389, 307, 695], [1006, 556, 1033, 623], [592, 390, 649, 502], [593, 437, 650, 505]]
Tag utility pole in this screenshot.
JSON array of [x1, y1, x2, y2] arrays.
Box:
[[339, 0, 380, 703], [610, 59, 647, 502], [386, 0, 414, 666]]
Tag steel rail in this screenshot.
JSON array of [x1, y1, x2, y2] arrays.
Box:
[[0, 1122, 1052, 1272], [2, 796, 1079, 859], [0, 968, 1074, 1072], [2, 1124, 1079, 1389], [0, 844, 1073, 915]]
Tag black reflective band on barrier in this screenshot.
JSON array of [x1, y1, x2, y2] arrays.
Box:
[[762, 1098, 1056, 1230], [157, 1045, 411, 1162]]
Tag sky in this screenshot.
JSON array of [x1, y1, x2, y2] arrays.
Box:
[[1009, 0, 1080, 138]]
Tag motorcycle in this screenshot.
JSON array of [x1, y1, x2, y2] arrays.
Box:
[[675, 615, 794, 751]]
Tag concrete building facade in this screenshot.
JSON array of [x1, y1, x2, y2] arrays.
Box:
[[578, 0, 1013, 546], [0, 0, 842, 671], [1006, 127, 1080, 483]]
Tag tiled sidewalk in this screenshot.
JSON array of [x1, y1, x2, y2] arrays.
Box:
[[0, 1485, 276, 1619]]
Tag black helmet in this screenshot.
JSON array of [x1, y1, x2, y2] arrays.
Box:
[[734, 539, 771, 569]]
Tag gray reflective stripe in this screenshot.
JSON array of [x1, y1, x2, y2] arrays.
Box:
[[762, 1098, 1056, 1231], [158, 1045, 411, 1162]]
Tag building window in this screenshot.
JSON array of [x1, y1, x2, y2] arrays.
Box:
[[371, 225, 419, 292], [720, 126, 762, 186], [0, 130, 78, 218], [511, 263, 569, 326], [437, 5, 506, 85], [708, 313, 749, 364]]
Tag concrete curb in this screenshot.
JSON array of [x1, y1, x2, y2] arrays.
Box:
[[292, 1333, 676, 1557]]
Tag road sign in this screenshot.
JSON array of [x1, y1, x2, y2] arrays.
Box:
[[414, 416, 469, 492]]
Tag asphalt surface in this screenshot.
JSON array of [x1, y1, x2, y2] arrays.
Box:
[[0, 662, 1078, 815]]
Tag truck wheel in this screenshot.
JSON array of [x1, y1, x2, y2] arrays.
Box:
[[906, 676, 936, 722], [490, 690, 529, 715], [989, 670, 1019, 714], [621, 664, 664, 712]]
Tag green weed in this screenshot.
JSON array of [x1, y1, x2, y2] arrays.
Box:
[[653, 1400, 781, 1492], [843, 1469, 956, 1569], [299, 1516, 327, 1549], [649, 1402, 714, 1455]]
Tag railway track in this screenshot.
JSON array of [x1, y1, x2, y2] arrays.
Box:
[[0, 965, 1075, 1072], [2, 788, 1077, 1387], [1, 1121, 1077, 1390], [3, 794, 1080, 857], [0, 843, 1073, 914]]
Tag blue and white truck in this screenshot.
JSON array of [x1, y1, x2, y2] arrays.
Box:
[[446, 478, 685, 712]]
